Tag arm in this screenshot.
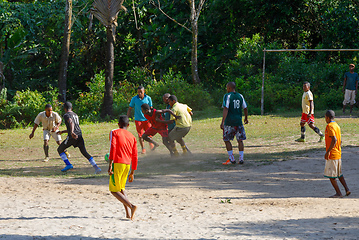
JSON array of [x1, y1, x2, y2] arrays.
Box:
[[29, 123, 39, 139], [343, 76, 347, 93], [52, 119, 62, 132], [325, 136, 337, 160], [108, 158, 114, 175], [308, 100, 313, 117], [127, 107, 133, 118], [158, 109, 180, 119], [220, 107, 229, 130], [243, 108, 248, 124], [67, 118, 78, 139], [189, 111, 193, 116]]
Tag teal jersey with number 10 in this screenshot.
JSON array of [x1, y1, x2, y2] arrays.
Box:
[[222, 92, 247, 126]]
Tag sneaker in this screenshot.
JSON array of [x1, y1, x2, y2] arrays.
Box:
[[141, 149, 146, 154], [43, 157, 50, 162], [65, 151, 71, 158], [61, 164, 73, 172], [94, 167, 101, 174], [239, 160, 244, 164], [319, 135, 324, 142], [295, 138, 305, 142], [222, 159, 236, 165]]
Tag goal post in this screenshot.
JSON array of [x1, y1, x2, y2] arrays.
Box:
[[261, 48, 359, 115]]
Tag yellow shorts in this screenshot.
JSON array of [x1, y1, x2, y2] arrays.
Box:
[[109, 163, 130, 192], [324, 159, 343, 179]]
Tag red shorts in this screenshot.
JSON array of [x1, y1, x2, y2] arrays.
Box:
[[135, 120, 151, 137], [301, 113, 315, 124], [144, 127, 168, 138]]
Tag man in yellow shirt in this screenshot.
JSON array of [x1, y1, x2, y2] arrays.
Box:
[[295, 82, 324, 142], [167, 95, 193, 156], [324, 110, 350, 198]]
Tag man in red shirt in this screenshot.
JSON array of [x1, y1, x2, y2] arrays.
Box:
[[108, 115, 138, 220], [141, 103, 179, 155]]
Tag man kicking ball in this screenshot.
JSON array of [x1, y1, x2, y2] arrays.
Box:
[[108, 115, 138, 220], [57, 102, 101, 173]]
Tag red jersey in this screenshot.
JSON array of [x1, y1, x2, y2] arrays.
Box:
[[144, 108, 167, 130], [109, 128, 138, 170]]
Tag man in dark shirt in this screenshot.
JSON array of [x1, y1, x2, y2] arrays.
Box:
[[57, 102, 101, 173]]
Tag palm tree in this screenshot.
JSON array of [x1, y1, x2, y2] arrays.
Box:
[[90, 0, 126, 117]]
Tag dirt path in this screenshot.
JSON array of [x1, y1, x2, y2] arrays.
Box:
[[0, 149, 358, 239]]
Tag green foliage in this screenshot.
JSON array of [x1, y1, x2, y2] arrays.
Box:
[[0, 88, 60, 129], [145, 69, 213, 110]]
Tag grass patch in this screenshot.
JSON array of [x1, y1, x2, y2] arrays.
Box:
[[0, 108, 358, 178]]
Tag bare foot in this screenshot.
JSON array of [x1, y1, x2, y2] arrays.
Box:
[[151, 143, 160, 151], [346, 191, 351, 196], [329, 194, 343, 198], [130, 205, 137, 220]]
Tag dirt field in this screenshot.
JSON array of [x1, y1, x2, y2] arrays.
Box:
[[0, 148, 358, 239]]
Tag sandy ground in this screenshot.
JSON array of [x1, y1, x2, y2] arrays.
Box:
[[0, 148, 358, 240]]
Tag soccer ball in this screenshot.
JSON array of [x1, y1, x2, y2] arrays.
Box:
[[104, 153, 109, 162]]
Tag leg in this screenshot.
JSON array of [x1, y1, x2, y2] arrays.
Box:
[[350, 104, 354, 113], [57, 139, 73, 172], [111, 191, 137, 220], [77, 138, 101, 173], [343, 104, 346, 113], [338, 176, 350, 196], [43, 140, 49, 158], [121, 190, 131, 218], [237, 140, 244, 164], [308, 122, 324, 142], [142, 134, 159, 151], [162, 137, 173, 155], [329, 178, 343, 197]]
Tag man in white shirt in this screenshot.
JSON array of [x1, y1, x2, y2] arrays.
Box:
[[29, 104, 69, 162]]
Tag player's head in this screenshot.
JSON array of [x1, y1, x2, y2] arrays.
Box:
[[325, 110, 335, 123], [168, 95, 177, 107], [303, 81, 310, 92], [118, 115, 129, 128], [349, 63, 355, 71], [137, 86, 145, 98], [63, 102, 72, 112], [163, 93, 171, 104], [226, 82, 236, 92], [45, 104, 53, 116], [141, 103, 151, 115]]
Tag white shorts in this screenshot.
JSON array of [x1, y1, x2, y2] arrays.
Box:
[[324, 159, 342, 178], [343, 89, 356, 105], [43, 130, 62, 142]]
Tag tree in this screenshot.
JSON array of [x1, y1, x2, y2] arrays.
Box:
[[151, 0, 205, 84], [58, 0, 72, 102], [90, 0, 127, 117]]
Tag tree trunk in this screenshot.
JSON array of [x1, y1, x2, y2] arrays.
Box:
[[101, 25, 115, 117], [58, 0, 72, 103], [190, 0, 200, 84], [0, 61, 4, 91]]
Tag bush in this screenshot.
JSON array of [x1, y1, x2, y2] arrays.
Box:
[[0, 88, 60, 129], [145, 69, 213, 110]]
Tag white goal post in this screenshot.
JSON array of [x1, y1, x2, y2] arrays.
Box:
[[261, 48, 359, 115]]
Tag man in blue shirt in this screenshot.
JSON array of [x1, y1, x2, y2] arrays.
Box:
[[127, 86, 153, 154], [342, 63, 359, 113]]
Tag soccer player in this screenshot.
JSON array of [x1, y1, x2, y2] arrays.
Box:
[[166, 95, 193, 156], [324, 110, 350, 198], [108, 115, 138, 220], [342, 63, 358, 113], [220, 82, 248, 165], [295, 81, 324, 142], [141, 103, 179, 155], [57, 102, 101, 173], [127, 86, 153, 154], [29, 104, 69, 162]]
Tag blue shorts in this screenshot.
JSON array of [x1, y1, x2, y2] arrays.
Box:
[[223, 125, 246, 141]]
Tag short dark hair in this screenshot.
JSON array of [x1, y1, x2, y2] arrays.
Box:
[[63, 102, 72, 110], [168, 95, 177, 102], [45, 104, 52, 109], [118, 115, 129, 127], [326, 110, 335, 119], [163, 93, 171, 98], [137, 85, 145, 90], [227, 82, 236, 89], [141, 103, 150, 110], [303, 81, 310, 87]]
